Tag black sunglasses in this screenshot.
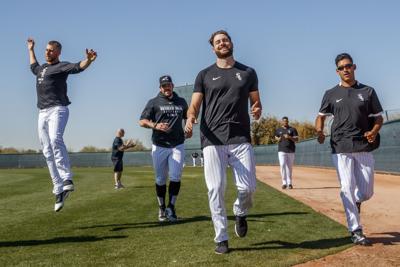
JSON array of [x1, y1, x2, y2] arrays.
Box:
[[337, 63, 353, 71]]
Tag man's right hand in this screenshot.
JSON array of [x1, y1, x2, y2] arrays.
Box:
[[27, 38, 35, 50], [154, 122, 169, 132], [184, 116, 197, 137], [317, 131, 325, 144]]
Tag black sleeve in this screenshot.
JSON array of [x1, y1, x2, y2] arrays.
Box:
[[182, 99, 188, 120], [369, 89, 383, 115], [30, 62, 41, 75], [140, 100, 155, 121], [318, 91, 332, 115], [61, 62, 84, 74], [292, 128, 299, 137], [193, 70, 205, 94], [248, 68, 259, 92], [274, 129, 280, 137]]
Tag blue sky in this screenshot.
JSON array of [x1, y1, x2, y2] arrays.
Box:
[[1, 0, 399, 150]]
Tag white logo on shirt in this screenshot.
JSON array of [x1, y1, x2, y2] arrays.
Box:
[[212, 76, 221, 81], [235, 72, 242, 81], [336, 98, 343, 103], [357, 94, 364, 101], [38, 67, 48, 84]]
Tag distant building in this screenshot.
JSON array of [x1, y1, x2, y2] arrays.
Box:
[[175, 84, 201, 149]]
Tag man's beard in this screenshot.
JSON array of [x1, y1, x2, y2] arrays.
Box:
[[215, 47, 233, 59]]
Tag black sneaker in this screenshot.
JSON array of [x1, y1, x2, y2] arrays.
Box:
[[166, 206, 178, 222], [235, 216, 248, 238], [63, 180, 74, 192], [282, 185, 287, 189], [356, 202, 361, 214], [351, 229, 371, 246], [158, 207, 167, 222], [54, 192, 64, 212], [288, 184, 293, 189], [215, 240, 229, 254]]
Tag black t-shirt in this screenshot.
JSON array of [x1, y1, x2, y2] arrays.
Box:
[[319, 82, 383, 153], [194, 62, 258, 148], [140, 92, 188, 148], [111, 137, 124, 160], [30, 61, 83, 109], [275, 126, 298, 153]]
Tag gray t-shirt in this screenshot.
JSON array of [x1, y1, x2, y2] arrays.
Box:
[[194, 62, 258, 148], [31, 61, 83, 109], [318, 82, 383, 153]]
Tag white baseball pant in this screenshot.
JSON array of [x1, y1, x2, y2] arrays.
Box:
[[278, 152, 295, 186], [151, 144, 185, 185], [38, 106, 72, 195], [332, 152, 374, 232], [203, 143, 257, 243]]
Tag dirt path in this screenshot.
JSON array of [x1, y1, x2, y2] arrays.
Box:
[[256, 166, 400, 267]]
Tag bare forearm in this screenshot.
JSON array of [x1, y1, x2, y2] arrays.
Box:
[[79, 59, 92, 70], [371, 116, 383, 134], [29, 49, 37, 65], [315, 115, 325, 133], [139, 119, 156, 129]]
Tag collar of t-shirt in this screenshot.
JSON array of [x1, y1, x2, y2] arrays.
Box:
[[339, 81, 360, 88]]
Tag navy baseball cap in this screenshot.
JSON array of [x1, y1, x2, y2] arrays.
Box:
[[159, 75, 173, 86]]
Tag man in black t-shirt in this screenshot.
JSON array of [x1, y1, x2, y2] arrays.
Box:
[[111, 129, 135, 189], [139, 75, 188, 222], [275, 117, 298, 189], [315, 53, 383, 246], [185, 30, 262, 254], [27, 38, 97, 212]]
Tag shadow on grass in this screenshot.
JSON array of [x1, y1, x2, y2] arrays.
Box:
[[369, 232, 400, 245], [0, 235, 127, 248], [232, 236, 351, 251], [78, 212, 309, 232]]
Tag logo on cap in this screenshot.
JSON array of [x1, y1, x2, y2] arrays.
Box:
[[159, 75, 173, 85]]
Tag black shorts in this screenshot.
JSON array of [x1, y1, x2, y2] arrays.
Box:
[[112, 159, 123, 172]]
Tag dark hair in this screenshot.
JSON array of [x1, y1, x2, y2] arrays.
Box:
[[48, 40, 62, 52], [335, 53, 353, 66], [209, 30, 232, 46], [282, 116, 288, 120]]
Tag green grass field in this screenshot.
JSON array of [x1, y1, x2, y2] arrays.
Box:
[[0, 167, 351, 266]]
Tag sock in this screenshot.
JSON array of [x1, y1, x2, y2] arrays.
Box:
[[168, 181, 181, 207], [155, 183, 166, 208]]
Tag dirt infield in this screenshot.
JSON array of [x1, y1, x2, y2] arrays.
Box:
[[256, 166, 400, 266]]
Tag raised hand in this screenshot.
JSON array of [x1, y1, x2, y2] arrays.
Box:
[[85, 48, 97, 62], [27, 38, 35, 50]]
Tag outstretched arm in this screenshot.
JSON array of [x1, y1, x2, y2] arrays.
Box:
[[27, 38, 37, 65], [79, 49, 97, 69]]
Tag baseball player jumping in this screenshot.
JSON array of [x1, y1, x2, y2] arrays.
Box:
[[27, 38, 97, 212], [315, 53, 383, 246], [185, 30, 262, 254], [139, 75, 188, 222]]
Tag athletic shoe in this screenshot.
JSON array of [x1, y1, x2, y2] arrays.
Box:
[[166, 206, 178, 222], [282, 185, 287, 189], [356, 202, 361, 214], [288, 184, 293, 189], [235, 216, 248, 238], [114, 183, 124, 189], [54, 192, 64, 212], [215, 240, 229, 254], [158, 207, 167, 222], [63, 180, 74, 192], [351, 229, 371, 246]]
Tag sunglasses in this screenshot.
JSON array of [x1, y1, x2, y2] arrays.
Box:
[[337, 63, 353, 71]]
